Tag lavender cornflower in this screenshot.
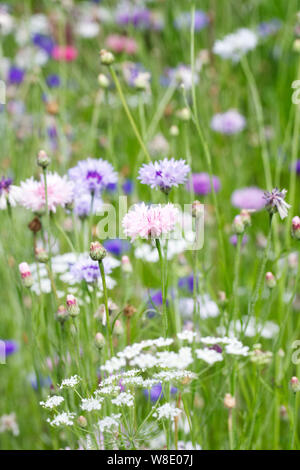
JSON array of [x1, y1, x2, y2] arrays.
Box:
[[174, 10, 209, 32], [138, 158, 190, 194], [68, 158, 118, 196], [186, 173, 220, 196], [231, 187, 265, 211], [0, 177, 18, 210], [69, 255, 118, 284], [263, 188, 291, 219], [73, 193, 103, 219], [211, 109, 246, 135]]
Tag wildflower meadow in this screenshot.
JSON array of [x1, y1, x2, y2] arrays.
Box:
[[1, 0, 300, 453]]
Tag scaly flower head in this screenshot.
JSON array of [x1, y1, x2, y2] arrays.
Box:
[[138, 158, 190, 194], [263, 188, 291, 219]]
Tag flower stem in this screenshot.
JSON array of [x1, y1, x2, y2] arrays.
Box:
[[232, 233, 243, 333], [109, 66, 151, 163], [292, 392, 298, 449], [155, 239, 168, 337], [98, 260, 114, 357]]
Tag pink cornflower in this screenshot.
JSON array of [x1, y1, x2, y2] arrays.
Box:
[[52, 45, 78, 62], [106, 35, 137, 55], [19, 262, 31, 279], [16, 172, 74, 213], [122, 203, 179, 242]]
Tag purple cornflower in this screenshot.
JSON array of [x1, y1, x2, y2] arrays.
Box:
[[73, 193, 103, 219], [116, 8, 151, 29], [32, 34, 55, 55], [186, 173, 221, 196], [174, 10, 209, 31], [103, 239, 130, 257], [46, 74, 60, 88], [143, 383, 177, 402], [69, 255, 116, 284], [122, 179, 134, 195], [230, 234, 248, 246], [178, 274, 197, 294], [138, 158, 190, 194], [0, 340, 18, 359], [231, 187, 265, 211], [257, 19, 281, 37], [263, 188, 291, 219], [68, 158, 118, 196], [211, 109, 246, 135], [7, 66, 25, 85]]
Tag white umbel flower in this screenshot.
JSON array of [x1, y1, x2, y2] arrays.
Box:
[[154, 403, 182, 421], [196, 348, 223, 365], [111, 392, 134, 407], [40, 395, 64, 409], [81, 397, 104, 412], [47, 412, 76, 427]]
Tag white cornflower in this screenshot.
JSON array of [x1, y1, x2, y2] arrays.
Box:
[[177, 330, 197, 343], [81, 397, 104, 412], [97, 414, 121, 433], [111, 392, 134, 407], [225, 341, 249, 356], [40, 395, 64, 409], [47, 412, 76, 427], [213, 28, 258, 62], [153, 403, 182, 421], [0, 413, 19, 436], [196, 348, 223, 365], [59, 375, 81, 389]]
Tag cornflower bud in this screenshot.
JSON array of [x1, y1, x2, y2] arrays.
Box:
[[28, 217, 42, 233], [99, 49, 115, 65], [169, 125, 179, 137], [66, 295, 80, 317], [98, 73, 110, 89], [224, 393, 236, 409], [240, 209, 251, 227], [176, 107, 191, 121], [35, 247, 49, 263], [114, 319, 124, 336], [37, 150, 50, 169], [192, 200, 203, 218], [123, 304, 137, 318], [290, 376, 300, 392], [56, 305, 69, 324], [78, 416, 87, 427], [291, 216, 300, 240], [19, 262, 33, 288], [265, 271, 276, 289], [95, 332, 105, 349], [121, 255, 132, 274], [90, 241, 107, 261], [232, 215, 245, 234]]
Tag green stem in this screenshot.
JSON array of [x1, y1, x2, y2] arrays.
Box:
[[109, 66, 151, 163], [232, 234, 243, 333], [292, 392, 298, 449], [155, 239, 168, 337], [98, 260, 114, 357]]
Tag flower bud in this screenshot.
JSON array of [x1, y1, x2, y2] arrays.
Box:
[[293, 39, 300, 52], [90, 241, 107, 261], [192, 200, 203, 218], [218, 290, 227, 306], [56, 305, 69, 324], [232, 215, 245, 234], [28, 217, 42, 233], [121, 255, 132, 274], [292, 216, 300, 240], [98, 73, 110, 89], [35, 247, 49, 263], [224, 393, 236, 409], [19, 262, 33, 288], [114, 319, 124, 336], [66, 295, 80, 317], [265, 271, 276, 289], [169, 125, 179, 137], [95, 332, 105, 349], [123, 304, 137, 318], [78, 416, 87, 427], [99, 49, 115, 65], [176, 107, 191, 121], [37, 150, 50, 169], [240, 209, 251, 227], [290, 376, 300, 392]]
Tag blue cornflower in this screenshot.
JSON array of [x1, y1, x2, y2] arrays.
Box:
[[7, 66, 25, 85], [46, 74, 61, 88]]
